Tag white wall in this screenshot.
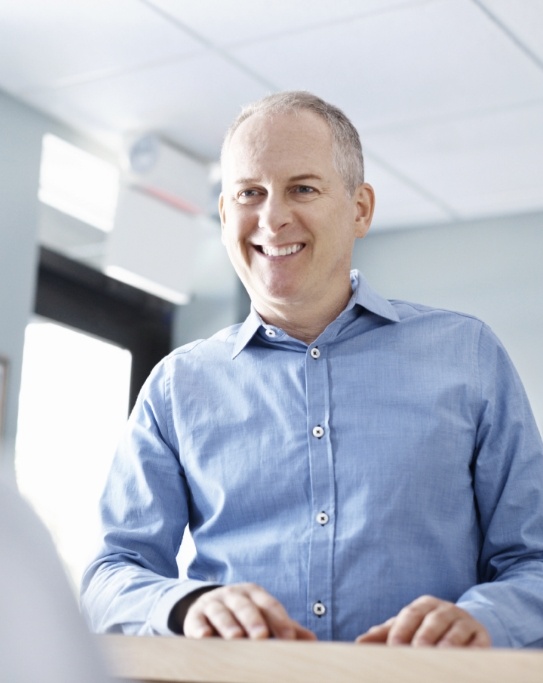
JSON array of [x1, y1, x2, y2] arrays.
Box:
[[353, 211, 543, 432]]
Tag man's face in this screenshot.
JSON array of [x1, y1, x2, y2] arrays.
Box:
[[219, 110, 374, 318]]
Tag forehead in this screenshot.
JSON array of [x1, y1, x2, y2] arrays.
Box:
[[222, 110, 335, 181]]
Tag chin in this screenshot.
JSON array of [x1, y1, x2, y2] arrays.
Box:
[[246, 273, 307, 307]]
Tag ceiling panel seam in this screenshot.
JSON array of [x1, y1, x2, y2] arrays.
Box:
[[138, 0, 279, 92], [208, 0, 436, 51], [472, 0, 543, 73]]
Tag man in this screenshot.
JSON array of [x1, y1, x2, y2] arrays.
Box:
[[82, 92, 543, 647]]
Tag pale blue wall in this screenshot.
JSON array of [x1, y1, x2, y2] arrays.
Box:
[[353, 211, 543, 431]]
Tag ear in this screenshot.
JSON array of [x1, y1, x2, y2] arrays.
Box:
[[353, 183, 375, 239], [218, 193, 227, 245]]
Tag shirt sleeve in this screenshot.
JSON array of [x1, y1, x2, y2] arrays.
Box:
[[80, 359, 218, 635], [456, 323, 543, 648]]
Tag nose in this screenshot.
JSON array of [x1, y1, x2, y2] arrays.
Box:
[[258, 192, 292, 234]]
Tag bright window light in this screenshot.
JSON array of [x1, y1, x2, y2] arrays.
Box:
[[15, 318, 132, 590], [39, 134, 120, 232]]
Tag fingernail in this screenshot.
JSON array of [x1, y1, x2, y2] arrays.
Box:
[[250, 625, 269, 639], [194, 627, 212, 638], [224, 626, 243, 639]]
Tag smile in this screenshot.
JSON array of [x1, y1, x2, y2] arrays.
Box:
[[259, 243, 304, 257]]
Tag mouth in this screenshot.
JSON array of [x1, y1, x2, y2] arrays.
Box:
[[256, 243, 305, 257]]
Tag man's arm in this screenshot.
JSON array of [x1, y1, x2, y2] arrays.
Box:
[[81, 361, 216, 635], [360, 324, 543, 648], [81, 360, 314, 640]]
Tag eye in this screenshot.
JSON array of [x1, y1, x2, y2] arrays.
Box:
[[293, 185, 316, 195], [236, 188, 263, 203]]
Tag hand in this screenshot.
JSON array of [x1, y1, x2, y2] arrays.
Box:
[[355, 595, 491, 647], [183, 582, 317, 641]]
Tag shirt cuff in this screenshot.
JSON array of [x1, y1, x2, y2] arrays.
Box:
[[456, 600, 512, 647], [150, 579, 222, 635]]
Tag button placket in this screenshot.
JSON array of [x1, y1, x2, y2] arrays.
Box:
[[305, 339, 334, 639]]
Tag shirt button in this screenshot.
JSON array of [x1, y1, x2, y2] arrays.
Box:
[[265, 329, 276, 337], [312, 425, 324, 439], [313, 601, 326, 617], [310, 347, 320, 359], [316, 511, 329, 525]]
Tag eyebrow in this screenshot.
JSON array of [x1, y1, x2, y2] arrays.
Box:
[[233, 173, 324, 185]]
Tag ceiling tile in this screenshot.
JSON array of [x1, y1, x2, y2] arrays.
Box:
[[23, 53, 269, 159], [0, 0, 203, 93], [366, 101, 543, 219], [146, 0, 420, 46], [228, 0, 543, 129]]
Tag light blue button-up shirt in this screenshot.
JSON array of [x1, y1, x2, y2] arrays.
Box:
[[81, 271, 543, 646]]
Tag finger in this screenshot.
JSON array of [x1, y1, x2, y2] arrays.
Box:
[[469, 628, 492, 648], [355, 621, 393, 644], [183, 606, 217, 639], [189, 599, 247, 640], [387, 596, 441, 645], [247, 585, 303, 640], [436, 619, 491, 648], [293, 624, 318, 641], [221, 588, 274, 639], [410, 606, 459, 646]]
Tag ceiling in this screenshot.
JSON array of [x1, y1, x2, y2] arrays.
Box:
[[1, 0, 543, 232]]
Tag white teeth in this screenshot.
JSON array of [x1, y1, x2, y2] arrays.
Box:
[[261, 244, 303, 257]]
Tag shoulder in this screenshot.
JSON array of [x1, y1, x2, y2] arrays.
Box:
[[169, 322, 243, 358], [390, 299, 483, 325], [389, 299, 491, 337], [383, 300, 507, 364], [151, 322, 244, 377], [135, 322, 244, 405]]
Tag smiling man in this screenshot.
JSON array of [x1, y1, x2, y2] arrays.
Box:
[[82, 92, 543, 648]]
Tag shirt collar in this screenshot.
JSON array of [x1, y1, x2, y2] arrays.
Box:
[[232, 269, 399, 358], [232, 308, 263, 358], [350, 270, 399, 322]]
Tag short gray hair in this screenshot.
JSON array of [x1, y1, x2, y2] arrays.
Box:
[[221, 91, 364, 195]]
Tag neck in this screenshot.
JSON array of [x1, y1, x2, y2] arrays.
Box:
[[254, 288, 353, 345]]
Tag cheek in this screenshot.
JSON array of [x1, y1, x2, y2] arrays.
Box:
[[222, 227, 250, 267]]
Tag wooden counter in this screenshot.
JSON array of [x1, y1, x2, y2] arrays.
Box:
[[98, 635, 543, 683]]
